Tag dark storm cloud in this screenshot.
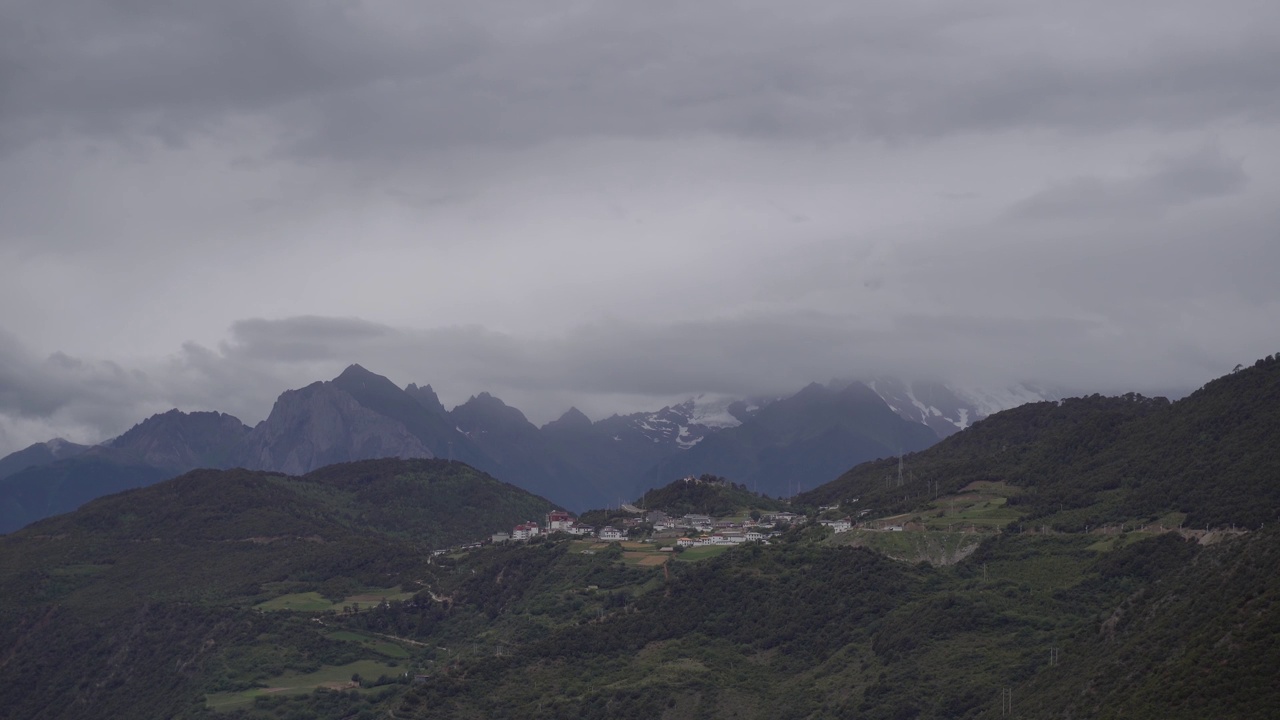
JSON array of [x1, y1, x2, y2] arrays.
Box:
[[4, 0, 1279, 157]]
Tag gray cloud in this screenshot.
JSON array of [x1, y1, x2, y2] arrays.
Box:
[[1, 0, 1278, 455], [4, 1, 1279, 158], [1011, 145, 1248, 218]]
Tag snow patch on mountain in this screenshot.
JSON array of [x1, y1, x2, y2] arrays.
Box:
[[672, 394, 743, 429], [676, 425, 704, 449], [866, 378, 1060, 439]]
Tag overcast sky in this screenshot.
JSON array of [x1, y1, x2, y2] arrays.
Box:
[[2, 0, 1278, 453]]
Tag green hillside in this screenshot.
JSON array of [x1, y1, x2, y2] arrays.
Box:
[[0, 458, 558, 720], [798, 354, 1280, 531], [0, 360, 1276, 719], [636, 474, 786, 516], [389, 530, 1279, 719]]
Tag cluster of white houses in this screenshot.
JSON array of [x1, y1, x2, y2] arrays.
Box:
[[489, 509, 856, 546], [492, 511, 597, 543]]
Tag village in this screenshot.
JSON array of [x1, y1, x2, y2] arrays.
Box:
[[426, 475, 1032, 560], [428, 501, 869, 558], [487, 507, 864, 549]]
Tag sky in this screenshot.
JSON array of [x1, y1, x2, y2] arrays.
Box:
[[1, 0, 1279, 454]]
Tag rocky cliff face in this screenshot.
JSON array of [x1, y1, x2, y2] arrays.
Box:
[[104, 410, 249, 471], [238, 382, 433, 475]]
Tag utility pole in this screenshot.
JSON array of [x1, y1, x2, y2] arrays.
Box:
[[1001, 687, 1012, 717], [1049, 647, 1060, 666]]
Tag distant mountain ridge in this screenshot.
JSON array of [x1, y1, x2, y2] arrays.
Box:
[[107, 409, 250, 471], [0, 365, 1059, 532], [647, 381, 940, 498], [0, 408, 245, 534], [0, 437, 89, 480]]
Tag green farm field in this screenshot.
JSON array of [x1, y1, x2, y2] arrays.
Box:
[[204, 660, 402, 712]]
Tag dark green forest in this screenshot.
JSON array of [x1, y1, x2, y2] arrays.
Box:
[[635, 473, 787, 516]]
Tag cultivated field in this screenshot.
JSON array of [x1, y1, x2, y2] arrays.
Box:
[[204, 660, 402, 712]]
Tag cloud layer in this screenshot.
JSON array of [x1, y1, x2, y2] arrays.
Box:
[[1, 0, 1278, 453]]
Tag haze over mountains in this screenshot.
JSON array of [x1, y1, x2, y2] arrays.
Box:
[[0, 364, 1057, 533]]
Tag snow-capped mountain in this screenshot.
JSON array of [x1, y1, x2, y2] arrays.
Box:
[[863, 377, 1062, 438], [598, 394, 772, 450]]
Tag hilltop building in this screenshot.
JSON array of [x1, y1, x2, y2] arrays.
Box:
[[546, 510, 573, 531]]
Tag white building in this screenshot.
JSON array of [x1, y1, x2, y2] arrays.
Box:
[[599, 527, 625, 542], [546, 510, 574, 531], [512, 523, 541, 541]]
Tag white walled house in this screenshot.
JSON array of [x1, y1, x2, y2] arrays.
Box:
[[512, 523, 541, 541], [546, 511, 574, 531]]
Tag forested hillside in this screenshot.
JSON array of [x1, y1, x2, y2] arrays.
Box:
[[0, 359, 1275, 719], [635, 474, 786, 516], [800, 354, 1280, 530]]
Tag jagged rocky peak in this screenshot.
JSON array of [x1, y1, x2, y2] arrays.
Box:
[[405, 382, 447, 416], [335, 363, 376, 381], [103, 409, 250, 471], [239, 381, 432, 475], [330, 363, 405, 396], [544, 407, 593, 432], [452, 392, 534, 431], [108, 409, 247, 442]]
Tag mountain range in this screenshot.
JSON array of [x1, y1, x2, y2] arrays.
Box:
[[0, 364, 1057, 533], [0, 355, 1273, 719]]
